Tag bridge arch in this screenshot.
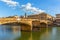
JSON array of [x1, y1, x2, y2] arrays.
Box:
[[2, 22, 31, 26], [40, 22, 47, 27], [2, 22, 32, 31]]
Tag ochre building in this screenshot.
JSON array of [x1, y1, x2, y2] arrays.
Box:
[[27, 12, 54, 26]]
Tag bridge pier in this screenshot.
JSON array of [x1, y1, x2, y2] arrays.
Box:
[[32, 21, 40, 31], [21, 25, 32, 31], [20, 20, 41, 31], [20, 20, 33, 31]]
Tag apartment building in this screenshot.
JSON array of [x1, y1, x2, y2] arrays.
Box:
[[56, 14, 60, 26], [27, 12, 54, 25]]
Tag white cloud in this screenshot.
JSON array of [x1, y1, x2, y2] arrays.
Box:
[[0, 0, 19, 7], [21, 3, 31, 11], [0, 1, 45, 13], [21, 3, 45, 14]]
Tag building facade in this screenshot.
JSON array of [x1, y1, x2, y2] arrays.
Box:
[[27, 12, 54, 26], [56, 14, 60, 26]]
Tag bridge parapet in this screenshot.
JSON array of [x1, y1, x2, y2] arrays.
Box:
[[40, 20, 48, 24]]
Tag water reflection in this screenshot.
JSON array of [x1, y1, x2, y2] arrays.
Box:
[[0, 25, 20, 40], [16, 32, 31, 40], [17, 27, 60, 40], [17, 28, 48, 40], [1, 25, 60, 40]]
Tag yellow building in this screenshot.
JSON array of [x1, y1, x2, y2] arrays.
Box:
[[27, 12, 54, 26]]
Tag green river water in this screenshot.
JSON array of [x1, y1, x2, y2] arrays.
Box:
[[0, 25, 60, 40]]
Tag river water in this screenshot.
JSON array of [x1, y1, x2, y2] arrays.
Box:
[[0, 25, 60, 40]]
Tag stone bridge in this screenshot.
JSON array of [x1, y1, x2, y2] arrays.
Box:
[[0, 18, 49, 31]]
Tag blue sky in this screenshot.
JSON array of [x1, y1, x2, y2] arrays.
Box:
[[0, 0, 60, 17]]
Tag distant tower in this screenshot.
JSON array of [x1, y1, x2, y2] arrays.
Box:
[[24, 13, 27, 18]]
